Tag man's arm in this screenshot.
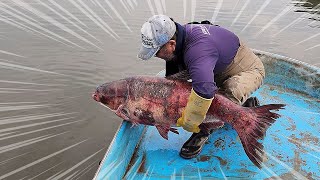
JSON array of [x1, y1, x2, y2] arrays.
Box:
[[186, 40, 219, 98], [177, 39, 220, 132]]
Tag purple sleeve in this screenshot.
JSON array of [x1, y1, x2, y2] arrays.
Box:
[[185, 41, 219, 99]]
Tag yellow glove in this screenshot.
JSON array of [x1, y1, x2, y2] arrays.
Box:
[[177, 89, 213, 133]]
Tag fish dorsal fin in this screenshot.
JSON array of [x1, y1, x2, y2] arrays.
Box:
[[165, 70, 191, 81], [155, 124, 170, 140]]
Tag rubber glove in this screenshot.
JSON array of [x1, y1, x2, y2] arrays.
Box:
[[177, 89, 213, 133]]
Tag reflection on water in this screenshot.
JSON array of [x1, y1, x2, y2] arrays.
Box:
[[293, 0, 320, 22], [295, 0, 320, 11]]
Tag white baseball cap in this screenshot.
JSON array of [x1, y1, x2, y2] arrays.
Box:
[[138, 15, 176, 60]]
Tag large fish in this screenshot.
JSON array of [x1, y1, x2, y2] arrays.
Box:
[[92, 76, 285, 168]]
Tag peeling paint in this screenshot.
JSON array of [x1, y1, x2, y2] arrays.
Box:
[[212, 155, 227, 166], [214, 138, 225, 150], [198, 155, 211, 162]]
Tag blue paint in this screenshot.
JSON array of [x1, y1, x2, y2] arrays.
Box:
[[94, 51, 320, 180], [94, 122, 145, 179]]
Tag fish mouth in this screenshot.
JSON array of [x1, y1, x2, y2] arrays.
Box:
[[92, 92, 100, 102]]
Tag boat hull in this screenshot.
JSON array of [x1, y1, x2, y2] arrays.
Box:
[[94, 50, 320, 180]]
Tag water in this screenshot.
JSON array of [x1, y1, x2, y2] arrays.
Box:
[[0, 0, 319, 179]]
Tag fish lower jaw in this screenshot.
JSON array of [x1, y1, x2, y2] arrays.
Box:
[[99, 103, 115, 112]]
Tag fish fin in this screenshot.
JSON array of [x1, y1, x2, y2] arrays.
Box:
[[199, 120, 225, 134], [130, 120, 139, 128], [155, 124, 170, 140], [165, 70, 191, 81], [169, 128, 179, 135], [236, 104, 285, 168]]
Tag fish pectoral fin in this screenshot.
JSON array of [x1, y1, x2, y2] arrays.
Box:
[[155, 124, 170, 140], [130, 121, 139, 128], [169, 128, 179, 135]]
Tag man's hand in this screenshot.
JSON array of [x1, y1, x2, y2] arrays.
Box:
[[176, 89, 213, 133]]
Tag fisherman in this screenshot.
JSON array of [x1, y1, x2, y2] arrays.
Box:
[[137, 15, 265, 159]]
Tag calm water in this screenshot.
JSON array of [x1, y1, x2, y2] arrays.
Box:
[[0, 0, 319, 179]]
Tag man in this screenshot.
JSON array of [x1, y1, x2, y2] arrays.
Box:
[[137, 15, 265, 159]]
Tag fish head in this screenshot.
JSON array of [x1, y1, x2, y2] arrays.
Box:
[[92, 79, 129, 111]]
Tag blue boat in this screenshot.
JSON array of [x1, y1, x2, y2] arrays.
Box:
[[93, 50, 320, 180]]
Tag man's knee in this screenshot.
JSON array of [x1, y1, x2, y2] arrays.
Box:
[[218, 59, 265, 105], [222, 79, 245, 105]]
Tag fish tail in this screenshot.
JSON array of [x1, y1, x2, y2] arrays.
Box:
[[237, 104, 285, 168]]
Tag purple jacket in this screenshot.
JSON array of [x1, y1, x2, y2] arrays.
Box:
[[166, 23, 240, 99]]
